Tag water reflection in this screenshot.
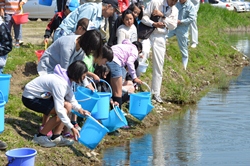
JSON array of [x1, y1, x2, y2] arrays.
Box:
[[102, 34, 250, 165]]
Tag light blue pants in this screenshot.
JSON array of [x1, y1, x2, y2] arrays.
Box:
[[4, 14, 22, 41], [167, 28, 189, 70]]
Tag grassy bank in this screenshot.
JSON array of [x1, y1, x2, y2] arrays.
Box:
[[0, 4, 250, 165]]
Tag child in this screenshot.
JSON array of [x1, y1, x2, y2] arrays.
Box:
[[0, 0, 27, 48], [108, 3, 143, 46], [0, 16, 12, 73], [106, 39, 142, 108], [116, 9, 137, 44], [37, 30, 103, 135], [22, 61, 91, 147], [44, 0, 79, 43]]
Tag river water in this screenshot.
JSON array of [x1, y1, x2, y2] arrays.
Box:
[[102, 34, 250, 166]]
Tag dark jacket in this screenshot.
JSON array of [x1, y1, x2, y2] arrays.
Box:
[[0, 19, 12, 56], [44, 11, 66, 38]]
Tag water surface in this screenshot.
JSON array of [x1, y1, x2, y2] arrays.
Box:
[[102, 34, 250, 166]]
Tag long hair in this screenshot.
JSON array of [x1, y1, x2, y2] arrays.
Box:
[[78, 30, 103, 59], [102, 44, 113, 62], [67, 60, 88, 84]]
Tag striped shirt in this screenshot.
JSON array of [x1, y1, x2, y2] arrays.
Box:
[[0, 0, 27, 14]]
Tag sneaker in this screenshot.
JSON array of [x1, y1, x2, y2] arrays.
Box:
[[153, 95, 163, 104], [15, 42, 20, 48], [51, 135, 74, 146], [39, 126, 53, 137], [191, 43, 197, 48], [32, 134, 56, 148], [19, 40, 24, 45], [0, 140, 7, 150], [74, 123, 81, 131]]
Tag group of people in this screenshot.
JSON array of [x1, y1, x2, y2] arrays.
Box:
[[0, 0, 201, 149]]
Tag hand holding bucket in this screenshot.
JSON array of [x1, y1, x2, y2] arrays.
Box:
[[35, 41, 47, 61], [12, 4, 29, 24]]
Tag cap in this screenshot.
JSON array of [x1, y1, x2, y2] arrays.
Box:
[[66, 0, 80, 12], [102, 0, 121, 13]]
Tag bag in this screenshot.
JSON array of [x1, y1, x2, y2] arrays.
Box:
[[138, 15, 160, 40]]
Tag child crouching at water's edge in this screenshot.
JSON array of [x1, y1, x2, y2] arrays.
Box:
[[22, 61, 91, 148]]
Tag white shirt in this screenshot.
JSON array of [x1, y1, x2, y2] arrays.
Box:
[[116, 24, 138, 44]]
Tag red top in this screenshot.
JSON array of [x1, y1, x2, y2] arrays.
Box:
[[118, 0, 129, 13]]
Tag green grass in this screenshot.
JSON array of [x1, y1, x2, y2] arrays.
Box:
[[1, 4, 250, 165]]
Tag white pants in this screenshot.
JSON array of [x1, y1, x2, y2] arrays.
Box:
[[189, 2, 200, 45], [141, 32, 166, 96]]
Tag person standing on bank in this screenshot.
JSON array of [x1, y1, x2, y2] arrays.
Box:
[[167, 0, 196, 70], [0, 0, 27, 48], [189, 0, 199, 48], [140, 0, 178, 103]]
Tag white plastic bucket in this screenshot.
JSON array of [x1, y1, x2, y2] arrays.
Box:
[[137, 59, 149, 75]]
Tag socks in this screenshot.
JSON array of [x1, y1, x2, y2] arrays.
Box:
[[112, 96, 122, 109], [51, 134, 60, 140], [37, 133, 46, 137]]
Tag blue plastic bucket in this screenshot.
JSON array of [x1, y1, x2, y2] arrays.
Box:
[[74, 86, 100, 112], [0, 91, 6, 133], [131, 103, 154, 120], [101, 106, 128, 132], [0, 74, 12, 102], [39, 0, 52, 6], [91, 79, 112, 120], [91, 92, 111, 120], [5, 148, 37, 166], [78, 115, 109, 150], [129, 92, 151, 117]]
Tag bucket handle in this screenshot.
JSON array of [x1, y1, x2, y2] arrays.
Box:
[[86, 76, 97, 92], [77, 97, 91, 102], [45, 41, 48, 50], [19, 5, 23, 14], [86, 115, 105, 128], [112, 104, 124, 123], [142, 81, 151, 93], [100, 79, 112, 97]]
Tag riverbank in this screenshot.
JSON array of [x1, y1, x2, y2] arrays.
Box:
[[0, 4, 250, 165]]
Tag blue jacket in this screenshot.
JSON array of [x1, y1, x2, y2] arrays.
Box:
[[175, 0, 196, 33], [59, 2, 102, 35]]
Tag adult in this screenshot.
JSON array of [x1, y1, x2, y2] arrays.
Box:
[[140, 0, 178, 103], [0, 0, 27, 48], [167, 0, 196, 70], [53, 0, 120, 41], [22, 61, 91, 147], [189, 0, 200, 48]]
